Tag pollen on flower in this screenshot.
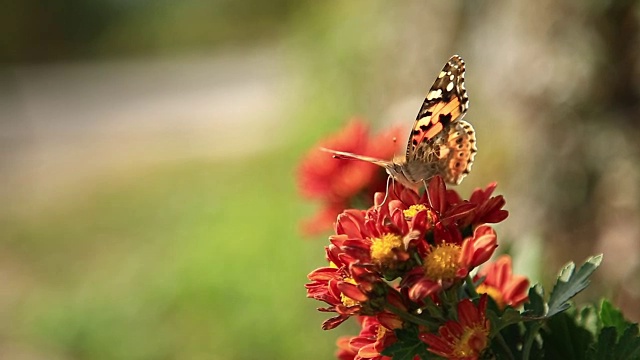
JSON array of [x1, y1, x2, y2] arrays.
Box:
[[341, 293, 359, 307], [340, 277, 359, 307], [476, 283, 505, 309], [424, 243, 462, 281], [403, 204, 428, 219], [376, 324, 388, 341], [452, 325, 489, 358], [421, 296, 491, 359], [370, 234, 403, 267]]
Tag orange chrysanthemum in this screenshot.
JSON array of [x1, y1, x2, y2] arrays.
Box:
[[404, 224, 498, 302], [475, 255, 529, 308], [420, 295, 491, 360], [336, 315, 403, 360]]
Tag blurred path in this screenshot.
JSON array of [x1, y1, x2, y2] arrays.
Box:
[[0, 45, 292, 213]]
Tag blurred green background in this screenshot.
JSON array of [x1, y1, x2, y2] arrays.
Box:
[[1, 1, 639, 359]]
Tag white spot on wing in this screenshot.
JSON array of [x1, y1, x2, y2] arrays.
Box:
[[446, 82, 454, 92], [426, 89, 442, 100]]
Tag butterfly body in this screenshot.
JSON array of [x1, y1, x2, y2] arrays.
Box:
[[324, 55, 477, 190]]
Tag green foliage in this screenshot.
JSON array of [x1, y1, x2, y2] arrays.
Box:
[[379, 256, 640, 360], [541, 311, 594, 360], [525, 285, 546, 317], [600, 299, 632, 336], [547, 254, 603, 317], [381, 326, 432, 360], [584, 300, 640, 360], [488, 306, 524, 336], [587, 325, 640, 360], [483, 256, 640, 360]]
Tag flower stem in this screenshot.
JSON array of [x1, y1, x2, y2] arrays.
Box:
[[465, 274, 479, 298], [385, 304, 439, 328], [495, 332, 515, 360], [522, 321, 543, 360]]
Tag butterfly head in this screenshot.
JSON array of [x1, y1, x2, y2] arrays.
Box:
[[385, 157, 423, 192]]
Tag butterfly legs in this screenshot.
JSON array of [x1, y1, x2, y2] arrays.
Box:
[[376, 175, 394, 207], [423, 179, 434, 209]]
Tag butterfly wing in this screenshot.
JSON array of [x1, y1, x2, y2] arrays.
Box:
[[404, 55, 476, 184], [407, 55, 469, 158], [432, 120, 477, 184]]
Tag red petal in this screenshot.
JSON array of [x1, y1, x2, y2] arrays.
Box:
[[377, 312, 403, 330], [322, 314, 350, 330], [307, 267, 339, 281], [441, 203, 476, 225], [337, 282, 369, 302], [457, 298, 481, 327], [409, 278, 441, 302], [428, 176, 447, 214]]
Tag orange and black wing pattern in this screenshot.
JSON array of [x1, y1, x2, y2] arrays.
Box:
[[406, 55, 469, 160]]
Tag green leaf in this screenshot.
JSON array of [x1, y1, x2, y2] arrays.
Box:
[[522, 320, 543, 360], [541, 310, 594, 360], [489, 307, 524, 336], [382, 326, 432, 360], [600, 299, 631, 337], [524, 284, 545, 317], [615, 324, 640, 359], [547, 254, 602, 317], [576, 304, 599, 336], [521, 286, 545, 360], [492, 323, 525, 359], [420, 297, 447, 325], [588, 324, 640, 360], [589, 327, 617, 360]]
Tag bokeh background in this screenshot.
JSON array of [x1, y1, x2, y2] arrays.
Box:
[[1, 1, 639, 359]]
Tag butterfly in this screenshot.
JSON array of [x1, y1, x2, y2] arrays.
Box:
[[323, 55, 477, 192]]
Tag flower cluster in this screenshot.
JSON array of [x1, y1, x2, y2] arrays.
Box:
[[301, 122, 629, 359], [305, 172, 527, 359]]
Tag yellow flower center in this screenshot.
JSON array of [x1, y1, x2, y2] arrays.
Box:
[[340, 277, 359, 307], [476, 284, 505, 309], [452, 325, 489, 358], [423, 243, 462, 281], [376, 324, 388, 342], [403, 204, 428, 219], [370, 233, 403, 267]]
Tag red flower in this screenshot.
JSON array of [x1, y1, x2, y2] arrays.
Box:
[[297, 120, 403, 235], [306, 171, 505, 335], [336, 315, 403, 360], [306, 264, 360, 330], [306, 239, 409, 330], [324, 185, 436, 281], [404, 225, 498, 302], [475, 255, 529, 308], [336, 335, 358, 360], [420, 295, 491, 360], [445, 181, 509, 228]]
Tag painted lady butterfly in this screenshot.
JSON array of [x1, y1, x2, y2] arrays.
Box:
[[323, 55, 477, 191]]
